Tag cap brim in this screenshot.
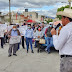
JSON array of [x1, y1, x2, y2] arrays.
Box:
[[56, 11, 72, 19], [56, 11, 68, 16]]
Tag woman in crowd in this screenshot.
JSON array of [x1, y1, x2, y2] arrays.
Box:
[[34, 26, 44, 52]]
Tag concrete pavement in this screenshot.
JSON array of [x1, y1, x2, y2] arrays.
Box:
[[0, 43, 60, 72]]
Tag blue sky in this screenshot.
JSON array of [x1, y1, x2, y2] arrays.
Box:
[[29, 6, 54, 11], [3, 5, 55, 12]]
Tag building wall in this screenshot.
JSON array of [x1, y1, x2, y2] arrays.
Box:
[[0, 16, 5, 23], [23, 12, 38, 21], [4, 15, 22, 23], [38, 15, 45, 22], [4, 12, 45, 23]]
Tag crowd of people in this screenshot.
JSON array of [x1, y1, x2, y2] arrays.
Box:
[[1, 8, 72, 72], [0, 21, 61, 57]]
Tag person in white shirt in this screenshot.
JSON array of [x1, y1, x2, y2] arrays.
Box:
[[34, 26, 43, 52], [51, 8, 72, 72], [25, 24, 34, 53]]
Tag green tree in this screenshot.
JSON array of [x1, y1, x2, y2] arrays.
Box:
[[45, 18, 53, 24], [57, 5, 72, 20], [5, 18, 11, 22]]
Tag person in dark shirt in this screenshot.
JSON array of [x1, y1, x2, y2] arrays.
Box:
[[45, 22, 54, 54]]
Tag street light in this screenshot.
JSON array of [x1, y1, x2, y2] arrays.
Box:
[[68, 0, 72, 8], [9, 0, 11, 24]]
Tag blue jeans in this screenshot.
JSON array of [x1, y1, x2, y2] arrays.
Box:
[[26, 37, 33, 51], [35, 40, 37, 47], [46, 37, 54, 52]]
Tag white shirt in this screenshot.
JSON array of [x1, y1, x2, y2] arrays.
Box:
[[34, 30, 43, 39], [53, 22, 72, 55], [18, 25, 27, 36], [25, 28, 33, 38]]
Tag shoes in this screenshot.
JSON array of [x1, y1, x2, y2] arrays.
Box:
[[27, 50, 28, 53], [8, 55, 12, 57], [37, 49, 39, 53], [13, 54, 17, 56], [31, 50, 34, 53], [1, 46, 3, 48], [45, 48, 47, 51], [23, 47, 25, 49], [48, 52, 51, 54]]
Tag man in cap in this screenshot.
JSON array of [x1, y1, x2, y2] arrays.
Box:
[[45, 22, 54, 54], [51, 8, 72, 72]]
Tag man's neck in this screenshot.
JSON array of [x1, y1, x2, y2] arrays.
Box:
[[64, 21, 70, 26]]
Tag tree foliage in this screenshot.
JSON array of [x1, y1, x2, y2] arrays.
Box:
[[45, 18, 53, 24]]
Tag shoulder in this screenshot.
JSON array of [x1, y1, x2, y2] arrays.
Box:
[[10, 29, 12, 31], [17, 29, 19, 31], [31, 28, 33, 31], [46, 28, 48, 30], [60, 26, 69, 35], [31, 28, 33, 30]]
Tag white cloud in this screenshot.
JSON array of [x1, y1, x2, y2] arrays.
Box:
[[0, 0, 68, 8], [0, 0, 71, 17], [29, 2, 69, 17]]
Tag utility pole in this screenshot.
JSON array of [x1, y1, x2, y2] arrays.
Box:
[[9, 0, 11, 24], [68, 0, 72, 8]]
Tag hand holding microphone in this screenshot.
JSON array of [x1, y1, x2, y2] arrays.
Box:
[[51, 23, 62, 35], [54, 23, 61, 30]]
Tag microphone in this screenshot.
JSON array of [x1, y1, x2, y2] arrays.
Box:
[[55, 23, 61, 30]]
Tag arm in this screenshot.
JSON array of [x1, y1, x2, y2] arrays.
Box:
[[41, 31, 44, 38], [45, 28, 48, 34], [32, 29, 33, 38], [17, 29, 20, 36], [25, 30, 27, 38], [53, 28, 68, 50], [45, 28, 48, 37]]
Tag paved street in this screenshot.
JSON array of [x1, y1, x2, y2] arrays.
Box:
[[0, 43, 60, 72]]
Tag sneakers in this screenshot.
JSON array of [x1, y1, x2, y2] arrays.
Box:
[[31, 50, 34, 53], [8, 55, 12, 57], [1, 46, 3, 48], [23, 47, 25, 49], [8, 54, 17, 57], [48, 52, 51, 54], [27, 50, 28, 53], [27, 50, 34, 53], [13, 54, 17, 56]]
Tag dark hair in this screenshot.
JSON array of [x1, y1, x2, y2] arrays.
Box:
[[63, 16, 72, 22], [33, 24, 35, 26], [28, 24, 31, 26], [42, 22, 44, 24], [17, 25, 19, 28], [37, 26, 41, 30], [24, 23, 26, 25]]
